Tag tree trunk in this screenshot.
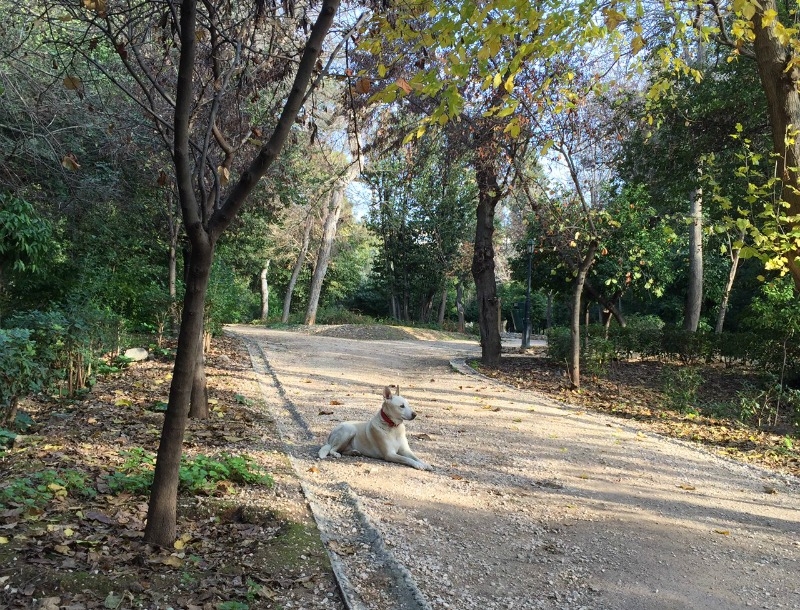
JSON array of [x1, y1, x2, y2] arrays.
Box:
[[752, 2, 800, 290], [305, 186, 345, 325], [188, 330, 208, 419], [684, 178, 703, 331], [282, 213, 314, 323], [437, 285, 447, 326], [546, 291, 553, 329], [260, 260, 270, 321], [456, 281, 465, 333], [145, 238, 213, 545], [568, 242, 598, 391], [472, 162, 503, 367], [143, 0, 340, 547], [715, 241, 743, 334]]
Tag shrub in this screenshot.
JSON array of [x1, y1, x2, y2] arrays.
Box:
[[660, 366, 703, 414], [660, 328, 715, 364], [545, 327, 571, 363], [0, 328, 49, 427], [6, 302, 121, 397]]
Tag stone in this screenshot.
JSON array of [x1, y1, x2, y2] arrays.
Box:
[[123, 347, 149, 362]]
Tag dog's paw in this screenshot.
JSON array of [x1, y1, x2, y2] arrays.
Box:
[[415, 461, 433, 471], [330, 451, 342, 458]]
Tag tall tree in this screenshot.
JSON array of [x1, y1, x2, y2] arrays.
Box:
[[29, 0, 343, 545]]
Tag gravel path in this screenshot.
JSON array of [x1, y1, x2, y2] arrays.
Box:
[[229, 325, 800, 610]]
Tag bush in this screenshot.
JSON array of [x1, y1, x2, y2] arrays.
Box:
[[312, 305, 377, 325], [660, 327, 715, 364], [6, 302, 121, 397], [660, 366, 703, 414], [545, 327, 571, 363], [0, 328, 49, 427]]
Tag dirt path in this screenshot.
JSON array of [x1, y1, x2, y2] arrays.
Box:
[[229, 325, 800, 610]]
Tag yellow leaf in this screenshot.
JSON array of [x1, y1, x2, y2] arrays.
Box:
[[492, 73, 502, 88], [762, 8, 778, 27], [713, 529, 731, 536], [504, 74, 515, 93], [63, 528, 75, 537], [162, 555, 184, 567], [0, 536, 9, 544], [174, 539, 185, 550], [631, 35, 645, 55], [603, 7, 626, 31], [377, 64, 386, 78]]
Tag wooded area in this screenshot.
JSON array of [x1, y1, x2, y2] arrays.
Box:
[[2, 0, 799, 566]]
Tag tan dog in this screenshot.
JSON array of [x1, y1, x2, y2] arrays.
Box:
[[318, 385, 432, 471]]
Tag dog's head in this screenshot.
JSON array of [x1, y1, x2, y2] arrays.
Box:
[[382, 385, 416, 421]]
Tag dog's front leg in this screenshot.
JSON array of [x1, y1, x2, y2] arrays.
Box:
[[386, 452, 432, 471]]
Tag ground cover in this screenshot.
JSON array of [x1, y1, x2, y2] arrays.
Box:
[[0, 335, 343, 610]]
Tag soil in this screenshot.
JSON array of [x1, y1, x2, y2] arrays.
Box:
[[2, 324, 799, 610]]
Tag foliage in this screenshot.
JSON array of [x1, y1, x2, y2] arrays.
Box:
[[205, 258, 260, 336], [660, 366, 703, 414], [0, 468, 96, 510], [6, 302, 122, 397], [0, 328, 48, 424], [105, 449, 274, 496], [0, 193, 54, 276], [545, 327, 572, 364]]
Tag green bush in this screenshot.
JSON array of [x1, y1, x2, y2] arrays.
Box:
[[545, 327, 571, 363], [0, 328, 49, 426], [660, 366, 703, 414], [660, 328, 715, 364], [6, 302, 121, 397], [205, 258, 259, 336], [312, 305, 377, 325]]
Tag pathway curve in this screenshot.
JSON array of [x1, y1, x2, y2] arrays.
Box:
[[229, 325, 800, 610]]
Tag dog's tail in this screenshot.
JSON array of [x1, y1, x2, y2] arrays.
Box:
[[318, 444, 331, 459]]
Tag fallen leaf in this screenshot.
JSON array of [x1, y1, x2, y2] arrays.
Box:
[[763, 486, 777, 494], [319, 410, 334, 415], [713, 529, 730, 536], [307, 466, 319, 473], [678, 484, 696, 491]]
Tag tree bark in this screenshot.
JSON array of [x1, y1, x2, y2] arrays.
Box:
[[305, 183, 346, 325], [437, 285, 447, 326], [472, 161, 503, 367], [568, 242, 598, 391], [683, 177, 703, 332], [282, 213, 314, 323], [188, 330, 208, 419], [715, 238, 743, 334], [752, 2, 800, 290], [456, 280, 465, 333], [260, 260, 270, 321]]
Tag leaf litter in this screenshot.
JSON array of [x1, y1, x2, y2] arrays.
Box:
[[0, 335, 344, 610]]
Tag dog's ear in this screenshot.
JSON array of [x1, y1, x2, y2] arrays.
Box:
[[383, 386, 392, 400]]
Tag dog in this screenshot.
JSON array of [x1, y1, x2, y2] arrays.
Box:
[[318, 385, 432, 471]]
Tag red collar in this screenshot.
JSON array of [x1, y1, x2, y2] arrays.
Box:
[[380, 409, 398, 428]]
